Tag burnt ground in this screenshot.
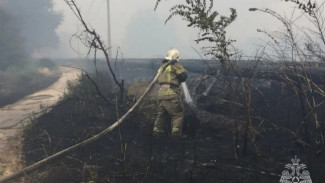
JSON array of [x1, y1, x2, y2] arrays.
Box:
[[0, 66, 60, 107], [21, 67, 325, 183]]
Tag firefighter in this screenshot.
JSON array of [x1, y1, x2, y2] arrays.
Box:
[[153, 48, 188, 138]]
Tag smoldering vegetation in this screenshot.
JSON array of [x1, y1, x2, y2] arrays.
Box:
[[21, 59, 325, 183], [6, 0, 323, 182], [0, 58, 60, 107], [0, 1, 62, 107]]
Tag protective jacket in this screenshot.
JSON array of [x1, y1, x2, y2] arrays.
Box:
[[154, 59, 187, 136], [157, 60, 187, 100]]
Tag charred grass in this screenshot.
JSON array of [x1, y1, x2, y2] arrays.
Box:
[[22, 70, 325, 183], [0, 60, 60, 107]]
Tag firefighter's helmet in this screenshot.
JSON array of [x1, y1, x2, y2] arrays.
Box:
[[165, 48, 180, 61]]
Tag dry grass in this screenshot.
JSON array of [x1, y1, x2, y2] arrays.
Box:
[[127, 80, 159, 100]]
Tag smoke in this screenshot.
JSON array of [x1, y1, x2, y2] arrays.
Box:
[[3, 0, 62, 55], [0, 8, 27, 71], [124, 10, 181, 58]]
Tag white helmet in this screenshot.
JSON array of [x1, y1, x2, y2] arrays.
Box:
[[165, 48, 180, 61]]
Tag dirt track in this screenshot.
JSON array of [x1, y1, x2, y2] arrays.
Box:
[[0, 67, 80, 178]]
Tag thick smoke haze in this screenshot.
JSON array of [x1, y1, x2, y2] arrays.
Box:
[[0, 8, 27, 70], [3, 0, 62, 56], [0, 0, 314, 60], [51, 0, 303, 59]]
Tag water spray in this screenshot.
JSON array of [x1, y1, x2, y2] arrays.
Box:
[[181, 82, 195, 108]]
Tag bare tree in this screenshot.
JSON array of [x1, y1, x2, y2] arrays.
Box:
[[64, 0, 125, 103]]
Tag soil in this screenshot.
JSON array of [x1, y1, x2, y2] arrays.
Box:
[[21, 74, 325, 183], [0, 67, 60, 107], [0, 67, 80, 180], [16, 60, 325, 183]]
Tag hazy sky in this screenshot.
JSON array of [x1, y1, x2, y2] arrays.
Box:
[[51, 0, 299, 59]]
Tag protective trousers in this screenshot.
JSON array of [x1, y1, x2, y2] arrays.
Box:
[[153, 97, 184, 136]]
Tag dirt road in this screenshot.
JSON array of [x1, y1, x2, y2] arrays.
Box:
[[0, 67, 80, 177]]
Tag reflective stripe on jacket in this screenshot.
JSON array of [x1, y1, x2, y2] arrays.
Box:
[[157, 60, 187, 100]]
